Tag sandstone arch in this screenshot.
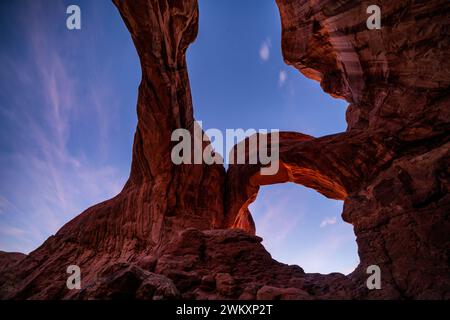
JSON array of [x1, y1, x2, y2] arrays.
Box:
[[0, 0, 448, 300]]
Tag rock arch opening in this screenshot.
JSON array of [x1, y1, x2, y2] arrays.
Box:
[[248, 182, 359, 274], [224, 141, 360, 274], [187, 0, 357, 275]]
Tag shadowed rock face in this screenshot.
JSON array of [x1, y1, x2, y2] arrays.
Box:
[[0, 0, 448, 300]]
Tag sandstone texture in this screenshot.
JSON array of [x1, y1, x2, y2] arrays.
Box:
[[0, 0, 448, 299]]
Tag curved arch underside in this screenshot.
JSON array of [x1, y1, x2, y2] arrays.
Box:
[[225, 130, 390, 234]]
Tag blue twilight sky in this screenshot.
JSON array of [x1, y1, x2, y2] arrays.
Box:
[[0, 0, 358, 274]]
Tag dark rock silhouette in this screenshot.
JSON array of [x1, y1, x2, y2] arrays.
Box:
[[0, 0, 448, 299]]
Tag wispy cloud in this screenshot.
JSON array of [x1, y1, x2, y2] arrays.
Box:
[[259, 38, 271, 61], [0, 1, 130, 254], [320, 216, 337, 228], [0, 196, 8, 214], [292, 231, 359, 274], [278, 70, 287, 86], [0, 225, 26, 238], [249, 185, 304, 248], [247, 183, 357, 274], [255, 200, 302, 244]]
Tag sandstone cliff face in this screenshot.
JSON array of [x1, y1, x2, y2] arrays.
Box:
[[0, 0, 448, 299]]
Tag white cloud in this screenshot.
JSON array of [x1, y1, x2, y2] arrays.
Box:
[[259, 38, 271, 61], [320, 216, 337, 228], [279, 70, 287, 86]]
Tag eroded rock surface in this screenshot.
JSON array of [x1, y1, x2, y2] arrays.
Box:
[[226, 0, 450, 299], [0, 0, 448, 299]]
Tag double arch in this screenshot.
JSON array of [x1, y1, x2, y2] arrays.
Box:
[[224, 131, 363, 234]]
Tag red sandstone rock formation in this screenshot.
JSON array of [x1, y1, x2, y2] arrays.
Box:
[[0, 0, 448, 299], [226, 0, 450, 299]]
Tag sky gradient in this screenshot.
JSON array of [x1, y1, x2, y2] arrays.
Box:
[[0, 0, 358, 274]]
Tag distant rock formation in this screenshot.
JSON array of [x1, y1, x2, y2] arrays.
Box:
[[0, 0, 448, 299]]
